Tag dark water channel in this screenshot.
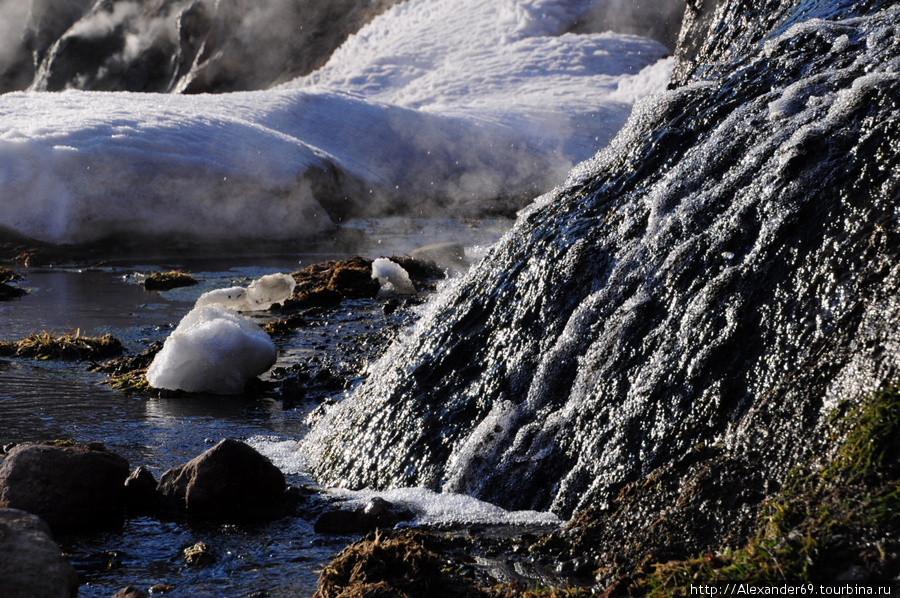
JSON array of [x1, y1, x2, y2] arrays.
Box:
[[0, 260, 356, 597], [0, 218, 523, 597]]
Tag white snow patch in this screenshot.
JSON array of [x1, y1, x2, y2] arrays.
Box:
[[195, 273, 296, 312], [372, 258, 417, 295], [145, 304, 277, 394]]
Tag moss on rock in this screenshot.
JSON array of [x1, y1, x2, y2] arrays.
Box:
[[141, 270, 198, 291], [0, 330, 123, 360], [314, 530, 490, 598], [626, 386, 900, 595]]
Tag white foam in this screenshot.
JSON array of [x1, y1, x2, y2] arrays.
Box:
[[326, 486, 562, 528]]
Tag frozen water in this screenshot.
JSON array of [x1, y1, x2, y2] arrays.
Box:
[[195, 273, 296, 312], [145, 304, 277, 395], [146, 272, 296, 393], [372, 258, 416, 296]]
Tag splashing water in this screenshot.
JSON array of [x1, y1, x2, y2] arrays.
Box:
[[303, 1, 900, 526]]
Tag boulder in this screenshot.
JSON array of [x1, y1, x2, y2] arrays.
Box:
[[157, 439, 286, 520], [0, 442, 129, 530], [314, 496, 414, 534], [0, 508, 79, 598]]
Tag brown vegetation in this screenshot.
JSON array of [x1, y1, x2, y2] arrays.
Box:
[[0, 331, 123, 360]]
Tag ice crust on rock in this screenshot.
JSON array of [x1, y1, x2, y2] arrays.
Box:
[[146, 304, 277, 395]]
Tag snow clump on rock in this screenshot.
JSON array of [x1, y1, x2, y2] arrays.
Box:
[[195, 273, 295, 311], [146, 273, 295, 394], [372, 258, 416, 295]]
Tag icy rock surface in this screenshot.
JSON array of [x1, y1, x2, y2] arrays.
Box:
[[303, 0, 900, 525]]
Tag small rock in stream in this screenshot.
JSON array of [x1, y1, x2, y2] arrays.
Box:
[[123, 466, 161, 511], [314, 496, 414, 534], [183, 541, 216, 566]]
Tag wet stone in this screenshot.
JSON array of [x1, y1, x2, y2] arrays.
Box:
[[314, 496, 414, 535], [183, 541, 216, 566], [156, 439, 286, 521], [0, 442, 129, 531]]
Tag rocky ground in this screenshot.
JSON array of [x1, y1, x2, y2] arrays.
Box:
[[3, 245, 899, 596]]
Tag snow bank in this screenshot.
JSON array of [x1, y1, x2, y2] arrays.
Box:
[[0, 0, 672, 245], [145, 304, 277, 395], [195, 273, 296, 312]]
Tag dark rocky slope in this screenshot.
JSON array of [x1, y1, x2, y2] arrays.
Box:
[[0, 0, 406, 94], [304, 0, 900, 563]]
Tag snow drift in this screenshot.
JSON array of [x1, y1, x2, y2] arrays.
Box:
[[0, 0, 672, 246]]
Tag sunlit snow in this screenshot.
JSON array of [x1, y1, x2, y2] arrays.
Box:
[[0, 0, 671, 245], [145, 303, 277, 394]]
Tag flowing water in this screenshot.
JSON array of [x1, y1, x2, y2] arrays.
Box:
[[5, 0, 900, 593], [0, 218, 524, 597], [302, 0, 900, 539]]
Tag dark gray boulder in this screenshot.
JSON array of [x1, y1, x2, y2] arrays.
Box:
[[314, 496, 415, 534], [157, 439, 286, 520], [0, 508, 79, 598], [0, 441, 129, 530]]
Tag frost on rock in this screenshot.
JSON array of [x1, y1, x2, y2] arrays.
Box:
[[146, 304, 277, 395], [371, 258, 416, 295], [195, 273, 296, 312]]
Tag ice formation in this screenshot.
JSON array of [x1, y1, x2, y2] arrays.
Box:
[[195, 273, 296, 312], [145, 304, 277, 395], [371, 258, 416, 295], [146, 273, 294, 394]]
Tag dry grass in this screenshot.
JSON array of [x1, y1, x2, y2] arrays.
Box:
[[0, 330, 123, 360]]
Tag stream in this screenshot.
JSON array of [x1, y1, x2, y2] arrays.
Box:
[[0, 217, 540, 598]]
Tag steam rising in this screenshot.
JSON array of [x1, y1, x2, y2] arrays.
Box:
[[573, 0, 687, 48]]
